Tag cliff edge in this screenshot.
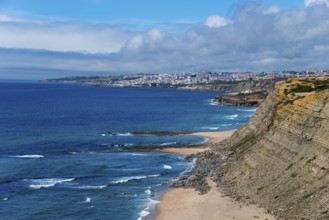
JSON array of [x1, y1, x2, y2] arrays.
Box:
[[209, 77, 329, 219]]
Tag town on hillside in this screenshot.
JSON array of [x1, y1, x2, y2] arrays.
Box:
[[46, 69, 329, 89]]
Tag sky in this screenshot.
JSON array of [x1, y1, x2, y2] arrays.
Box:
[[0, 0, 329, 79]]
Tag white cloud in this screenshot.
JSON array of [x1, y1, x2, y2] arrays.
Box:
[[305, 0, 329, 7], [264, 5, 281, 14], [2, 2, 329, 79], [0, 17, 132, 53], [204, 15, 230, 28]]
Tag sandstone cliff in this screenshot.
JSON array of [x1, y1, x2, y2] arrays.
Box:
[[211, 77, 329, 219]]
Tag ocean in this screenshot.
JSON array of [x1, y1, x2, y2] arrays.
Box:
[[0, 82, 256, 220]]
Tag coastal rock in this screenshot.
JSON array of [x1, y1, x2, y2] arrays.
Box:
[[213, 91, 268, 107], [207, 77, 329, 220]]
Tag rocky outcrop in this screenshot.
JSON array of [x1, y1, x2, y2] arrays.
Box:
[[182, 79, 277, 92], [214, 91, 268, 107], [188, 77, 329, 219]]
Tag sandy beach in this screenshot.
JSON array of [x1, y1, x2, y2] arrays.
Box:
[[155, 130, 276, 220], [158, 130, 235, 155], [155, 179, 275, 220]]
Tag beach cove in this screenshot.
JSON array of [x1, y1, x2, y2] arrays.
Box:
[[154, 130, 275, 220]]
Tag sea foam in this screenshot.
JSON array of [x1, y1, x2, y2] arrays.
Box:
[[27, 178, 75, 189], [13, 155, 44, 159], [112, 174, 160, 184], [237, 108, 257, 112], [226, 114, 239, 120], [76, 185, 107, 190], [84, 197, 91, 203], [163, 165, 172, 169], [159, 142, 177, 146], [138, 198, 160, 220]]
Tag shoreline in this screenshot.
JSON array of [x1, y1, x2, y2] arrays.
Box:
[[153, 130, 276, 220], [157, 130, 236, 155]]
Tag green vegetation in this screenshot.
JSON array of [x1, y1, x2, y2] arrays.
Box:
[[321, 210, 328, 215], [291, 78, 329, 93], [286, 163, 294, 170], [306, 155, 317, 164], [319, 185, 327, 190], [291, 84, 314, 93], [290, 172, 298, 178], [257, 186, 265, 191]]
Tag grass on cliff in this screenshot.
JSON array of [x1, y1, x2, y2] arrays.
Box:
[[290, 78, 329, 93]]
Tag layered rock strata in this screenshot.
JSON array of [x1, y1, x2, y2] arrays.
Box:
[[183, 78, 329, 220]]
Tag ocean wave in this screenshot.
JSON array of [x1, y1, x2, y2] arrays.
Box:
[[145, 188, 151, 195], [219, 123, 233, 127], [12, 154, 44, 159], [112, 174, 160, 185], [76, 185, 108, 190], [201, 126, 219, 130], [237, 108, 257, 112], [101, 132, 133, 137], [207, 99, 219, 106], [138, 198, 160, 220], [130, 153, 148, 156], [138, 210, 150, 220], [226, 114, 239, 120], [163, 165, 172, 169], [84, 197, 91, 203], [159, 142, 177, 146], [26, 178, 75, 189]]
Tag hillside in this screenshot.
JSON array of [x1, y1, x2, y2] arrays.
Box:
[[215, 77, 329, 219], [182, 77, 329, 220]]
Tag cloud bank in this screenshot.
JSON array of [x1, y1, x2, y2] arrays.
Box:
[[1, 2, 329, 79]]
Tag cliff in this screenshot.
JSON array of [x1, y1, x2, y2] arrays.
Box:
[[209, 77, 329, 219], [213, 91, 268, 107], [181, 79, 277, 92]]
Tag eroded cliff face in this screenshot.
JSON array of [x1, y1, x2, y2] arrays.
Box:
[[213, 78, 329, 220]]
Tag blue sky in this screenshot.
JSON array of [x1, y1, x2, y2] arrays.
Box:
[[1, 0, 329, 79], [1, 0, 303, 24]]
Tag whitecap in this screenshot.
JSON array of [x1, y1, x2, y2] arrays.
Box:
[[163, 165, 172, 170], [200, 138, 209, 144], [201, 126, 219, 130], [111, 176, 148, 184], [27, 178, 75, 189], [207, 99, 219, 106], [219, 124, 233, 127], [130, 153, 148, 156], [84, 197, 91, 203], [159, 142, 177, 146], [148, 174, 160, 178], [3, 198, 8, 201], [138, 198, 160, 220], [226, 114, 239, 120], [145, 188, 151, 195], [77, 185, 107, 190], [111, 174, 160, 184], [116, 132, 133, 136], [237, 108, 257, 112], [13, 154, 44, 159], [137, 210, 150, 220]]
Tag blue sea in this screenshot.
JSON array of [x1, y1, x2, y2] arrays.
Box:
[[0, 82, 256, 220]]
